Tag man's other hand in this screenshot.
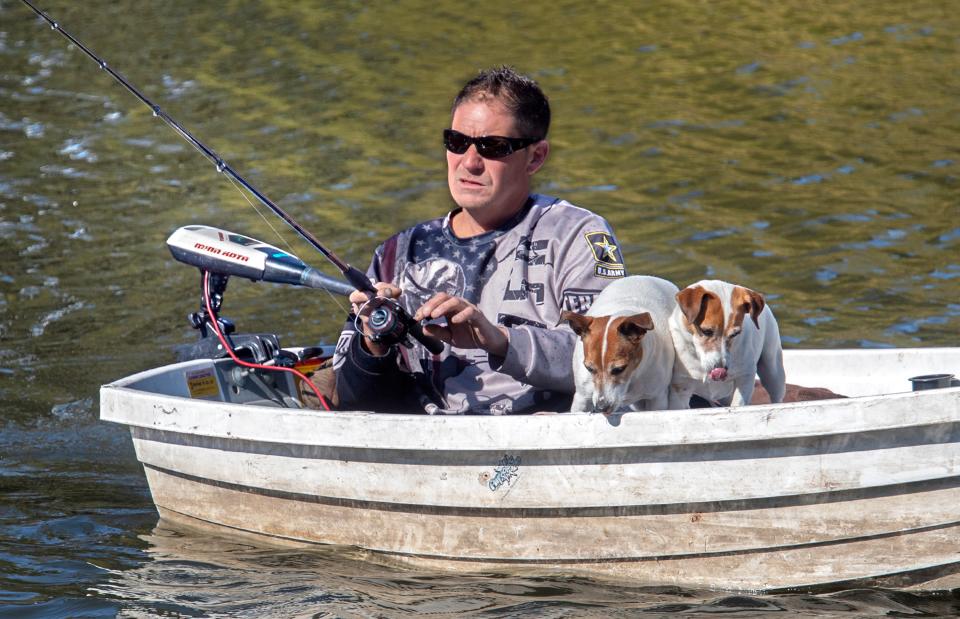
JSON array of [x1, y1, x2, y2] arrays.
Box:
[[414, 293, 509, 357]]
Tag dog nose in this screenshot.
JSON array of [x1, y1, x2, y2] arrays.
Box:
[[595, 396, 612, 413]]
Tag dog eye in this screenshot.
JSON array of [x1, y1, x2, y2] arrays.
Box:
[[609, 366, 626, 376], [728, 328, 742, 339], [584, 364, 597, 374], [701, 328, 715, 337]]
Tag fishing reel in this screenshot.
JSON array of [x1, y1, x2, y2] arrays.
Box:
[[351, 292, 445, 354], [373, 298, 444, 354], [362, 296, 415, 348]]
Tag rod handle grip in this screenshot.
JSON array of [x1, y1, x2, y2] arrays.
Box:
[[408, 320, 445, 355], [343, 265, 377, 295]]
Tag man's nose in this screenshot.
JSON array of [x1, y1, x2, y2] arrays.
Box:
[[462, 144, 485, 170]]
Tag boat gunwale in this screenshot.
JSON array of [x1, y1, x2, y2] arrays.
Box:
[[99, 353, 960, 452]]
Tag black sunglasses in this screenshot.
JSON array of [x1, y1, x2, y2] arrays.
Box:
[[443, 129, 541, 159]]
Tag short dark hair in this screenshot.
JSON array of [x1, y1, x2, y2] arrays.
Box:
[[452, 66, 550, 140]]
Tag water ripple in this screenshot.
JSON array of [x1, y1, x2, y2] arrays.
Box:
[[161, 74, 196, 98], [58, 137, 99, 163], [50, 397, 95, 423], [23, 121, 45, 139], [830, 32, 864, 46], [38, 164, 91, 179], [30, 300, 85, 337]]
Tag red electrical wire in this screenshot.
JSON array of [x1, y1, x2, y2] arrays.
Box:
[[203, 271, 331, 411]]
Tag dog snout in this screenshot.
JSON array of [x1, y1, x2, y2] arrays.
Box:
[[702, 350, 729, 382], [594, 395, 614, 414]]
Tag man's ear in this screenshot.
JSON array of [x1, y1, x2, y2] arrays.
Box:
[[527, 140, 549, 175]]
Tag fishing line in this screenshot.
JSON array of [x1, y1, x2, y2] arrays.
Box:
[[167, 114, 317, 301], [220, 174, 320, 286], [20, 0, 446, 356], [19, 0, 375, 294]]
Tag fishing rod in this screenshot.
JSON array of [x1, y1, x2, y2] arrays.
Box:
[[20, 0, 368, 290], [21, 0, 443, 354]]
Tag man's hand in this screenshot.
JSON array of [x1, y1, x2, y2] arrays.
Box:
[[349, 282, 402, 357], [414, 293, 509, 357]]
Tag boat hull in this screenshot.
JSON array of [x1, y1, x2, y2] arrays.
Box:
[[100, 348, 960, 591]]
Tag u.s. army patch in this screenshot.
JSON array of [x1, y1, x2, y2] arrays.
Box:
[[584, 231, 625, 278]]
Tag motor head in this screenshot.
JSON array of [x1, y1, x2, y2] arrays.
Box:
[[166, 225, 354, 296]]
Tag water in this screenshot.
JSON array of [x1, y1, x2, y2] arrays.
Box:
[[1, 0, 958, 615]]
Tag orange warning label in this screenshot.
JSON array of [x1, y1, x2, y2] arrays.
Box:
[[186, 369, 219, 399]]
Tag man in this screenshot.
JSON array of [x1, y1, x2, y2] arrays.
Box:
[[333, 66, 625, 414]]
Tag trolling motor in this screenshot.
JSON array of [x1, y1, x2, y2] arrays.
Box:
[[167, 225, 353, 363], [166, 226, 442, 360], [167, 225, 357, 296]]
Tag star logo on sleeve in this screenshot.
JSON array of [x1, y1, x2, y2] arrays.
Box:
[[584, 231, 625, 278], [595, 237, 618, 261], [585, 231, 624, 264]]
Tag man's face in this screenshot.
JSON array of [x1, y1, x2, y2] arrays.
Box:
[[446, 98, 546, 225]]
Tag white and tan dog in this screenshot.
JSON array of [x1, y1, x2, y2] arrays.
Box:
[[668, 279, 785, 409], [561, 276, 678, 414]]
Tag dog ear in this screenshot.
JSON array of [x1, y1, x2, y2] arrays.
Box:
[[676, 286, 713, 327], [560, 310, 593, 337], [734, 287, 766, 329], [618, 312, 654, 343]]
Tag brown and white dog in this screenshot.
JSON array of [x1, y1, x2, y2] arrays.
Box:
[[561, 276, 678, 413], [668, 280, 785, 408]]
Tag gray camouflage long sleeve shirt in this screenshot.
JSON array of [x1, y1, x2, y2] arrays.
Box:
[[333, 194, 625, 414]]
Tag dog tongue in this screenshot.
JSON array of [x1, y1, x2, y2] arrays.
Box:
[[709, 367, 728, 381]]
